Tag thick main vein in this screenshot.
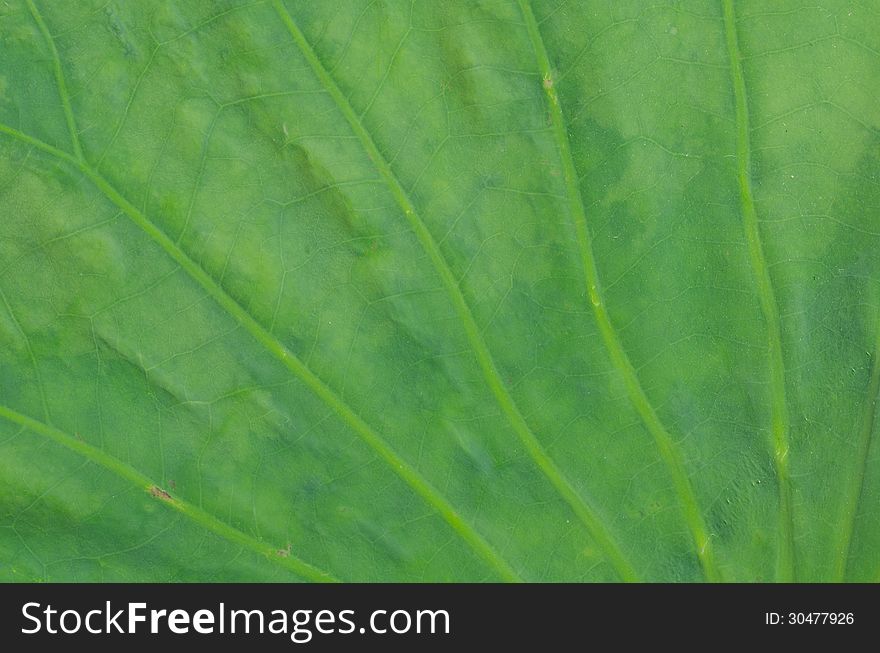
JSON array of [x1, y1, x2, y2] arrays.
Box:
[[0, 404, 336, 582], [722, 0, 794, 582], [25, 0, 83, 161], [270, 0, 638, 582], [0, 121, 520, 583], [518, 0, 720, 582], [834, 320, 880, 580]]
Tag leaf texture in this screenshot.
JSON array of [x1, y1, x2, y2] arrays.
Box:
[[1, 0, 878, 582]]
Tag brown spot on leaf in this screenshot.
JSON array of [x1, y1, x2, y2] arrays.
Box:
[[149, 485, 173, 501], [277, 543, 292, 557]]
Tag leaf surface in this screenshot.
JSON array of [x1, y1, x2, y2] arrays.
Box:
[[1, 0, 878, 582]]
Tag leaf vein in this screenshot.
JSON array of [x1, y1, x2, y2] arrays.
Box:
[[0, 405, 337, 582], [518, 0, 720, 582], [25, 0, 83, 161], [0, 121, 521, 583], [835, 321, 880, 580], [270, 0, 639, 582], [723, 0, 795, 582]]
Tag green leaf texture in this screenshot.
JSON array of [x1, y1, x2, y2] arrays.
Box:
[[1, 0, 878, 582]]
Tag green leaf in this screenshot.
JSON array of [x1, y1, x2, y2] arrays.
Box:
[[1, 0, 878, 582]]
